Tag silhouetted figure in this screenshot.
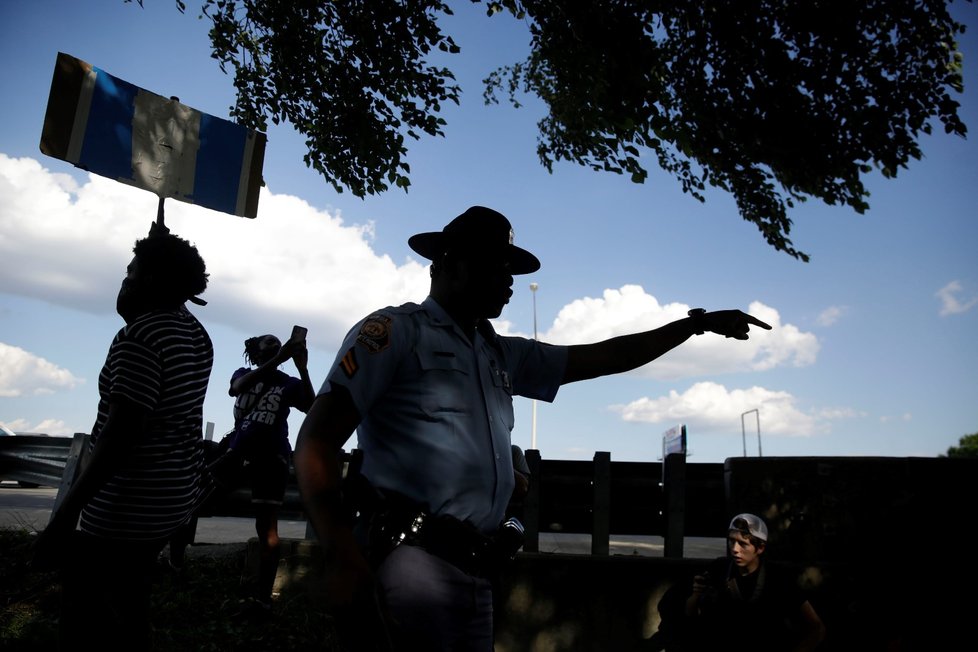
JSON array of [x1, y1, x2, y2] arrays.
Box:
[[210, 331, 314, 616], [32, 223, 212, 650], [684, 513, 826, 651], [294, 206, 771, 651]]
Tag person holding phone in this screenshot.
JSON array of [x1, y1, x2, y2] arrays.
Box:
[[214, 327, 315, 616]]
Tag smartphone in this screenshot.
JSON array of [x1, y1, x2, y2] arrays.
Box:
[[291, 325, 307, 343]]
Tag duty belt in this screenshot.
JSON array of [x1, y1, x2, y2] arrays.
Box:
[[358, 502, 522, 579], [347, 471, 525, 578], [401, 512, 498, 578]]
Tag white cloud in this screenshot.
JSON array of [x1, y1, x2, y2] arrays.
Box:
[[0, 156, 817, 401], [936, 280, 978, 316], [31, 418, 76, 436], [609, 381, 860, 437], [816, 306, 845, 327], [489, 318, 519, 336], [0, 154, 431, 347], [0, 343, 83, 397], [816, 407, 867, 420], [541, 285, 818, 379], [1, 417, 74, 437], [880, 413, 913, 423]]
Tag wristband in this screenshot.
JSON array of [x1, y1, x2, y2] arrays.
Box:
[[688, 308, 707, 335]]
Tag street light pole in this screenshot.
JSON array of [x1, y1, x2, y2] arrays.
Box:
[[530, 282, 539, 450], [741, 408, 761, 457]]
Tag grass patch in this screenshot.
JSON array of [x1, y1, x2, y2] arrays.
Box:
[[0, 528, 342, 651]]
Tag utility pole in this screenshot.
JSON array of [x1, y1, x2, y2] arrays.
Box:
[[530, 282, 539, 450]]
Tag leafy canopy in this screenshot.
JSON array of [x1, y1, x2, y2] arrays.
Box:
[[136, 0, 969, 260], [944, 432, 978, 457]]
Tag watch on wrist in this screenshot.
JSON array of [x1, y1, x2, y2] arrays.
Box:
[[688, 308, 707, 335]]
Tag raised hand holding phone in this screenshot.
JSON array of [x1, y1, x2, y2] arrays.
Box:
[[285, 326, 309, 368]]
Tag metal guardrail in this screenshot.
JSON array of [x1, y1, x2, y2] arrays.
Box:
[[0, 433, 311, 519], [1, 433, 719, 556], [0, 433, 82, 489]]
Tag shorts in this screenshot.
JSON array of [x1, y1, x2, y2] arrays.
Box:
[[244, 453, 290, 506]]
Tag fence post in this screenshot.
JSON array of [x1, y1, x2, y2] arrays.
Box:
[[592, 451, 611, 556], [523, 449, 541, 552], [663, 452, 686, 558]]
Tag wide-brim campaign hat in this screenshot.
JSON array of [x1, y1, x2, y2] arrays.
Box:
[[408, 206, 541, 275]]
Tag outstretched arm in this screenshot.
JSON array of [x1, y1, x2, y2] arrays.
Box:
[[563, 309, 771, 384]]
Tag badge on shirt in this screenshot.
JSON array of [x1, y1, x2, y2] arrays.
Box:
[[356, 314, 392, 353]]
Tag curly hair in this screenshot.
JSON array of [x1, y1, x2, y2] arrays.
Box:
[[243, 335, 279, 367], [132, 233, 208, 306]]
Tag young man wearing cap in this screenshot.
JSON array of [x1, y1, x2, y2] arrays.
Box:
[[684, 513, 826, 651], [295, 206, 772, 651]]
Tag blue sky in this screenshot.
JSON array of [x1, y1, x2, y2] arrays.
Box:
[[1, 1, 976, 463]]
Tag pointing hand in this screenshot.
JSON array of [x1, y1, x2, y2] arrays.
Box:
[[689, 309, 772, 340]]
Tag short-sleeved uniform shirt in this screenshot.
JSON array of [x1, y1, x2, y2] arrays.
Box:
[[80, 307, 213, 542], [322, 297, 568, 534]]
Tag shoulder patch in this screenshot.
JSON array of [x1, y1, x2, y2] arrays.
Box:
[[356, 314, 393, 353]]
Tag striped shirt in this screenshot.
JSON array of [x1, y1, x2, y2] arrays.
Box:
[[80, 307, 213, 541]]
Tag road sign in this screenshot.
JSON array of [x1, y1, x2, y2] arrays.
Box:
[[662, 424, 687, 458]]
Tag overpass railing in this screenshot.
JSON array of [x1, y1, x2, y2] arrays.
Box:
[[7, 433, 975, 564], [1, 433, 717, 556]]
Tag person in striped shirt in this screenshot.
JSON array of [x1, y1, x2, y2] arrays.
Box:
[[33, 223, 213, 650]]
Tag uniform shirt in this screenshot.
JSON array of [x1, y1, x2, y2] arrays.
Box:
[[81, 307, 213, 541], [322, 296, 568, 534], [228, 367, 305, 458]]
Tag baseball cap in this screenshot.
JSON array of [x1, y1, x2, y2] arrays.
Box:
[[408, 206, 541, 275], [728, 513, 768, 542]]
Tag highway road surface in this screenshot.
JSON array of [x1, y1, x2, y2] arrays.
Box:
[[0, 481, 726, 558]]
